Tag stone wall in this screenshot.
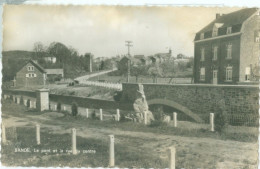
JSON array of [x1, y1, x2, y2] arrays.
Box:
[[121, 83, 259, 118], [3, 89, 133, 111]]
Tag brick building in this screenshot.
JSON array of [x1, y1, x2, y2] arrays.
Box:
[[194, 8, 260, 84], [15, 60, 47, 87]]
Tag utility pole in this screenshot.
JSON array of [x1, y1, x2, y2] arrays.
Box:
[[125, 41, 133, 83]]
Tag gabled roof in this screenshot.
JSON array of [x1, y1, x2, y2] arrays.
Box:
[[197, 8, 258, 34], [17, 59, 46, 74]]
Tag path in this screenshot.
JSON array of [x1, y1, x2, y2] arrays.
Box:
[[2, 111, 258, 169], [74, 68, 117, 82]]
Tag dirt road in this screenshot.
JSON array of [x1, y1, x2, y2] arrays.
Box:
[[2, 111, 258, 169]]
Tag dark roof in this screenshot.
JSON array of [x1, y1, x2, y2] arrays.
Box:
[[198, 8, 258, 33], [17, 59, 46, 74], [195, 8, 258, 40]]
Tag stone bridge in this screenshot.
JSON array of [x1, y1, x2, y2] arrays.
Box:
[[120, 83, 259, 122]]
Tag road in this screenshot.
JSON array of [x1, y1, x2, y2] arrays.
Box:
[[2, 107, 258, 169]]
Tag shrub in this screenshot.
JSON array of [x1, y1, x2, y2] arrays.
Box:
[[20, 96, 24, 105], [71, 102, 78, 116], [57, 102, 61, 112], [26, 99, 30, 108], [214, 110, 228, 133], [113, 91, 122, 102], [91, 111, 97, 119], [149, 120, 167, 128], [119, 113, 126, 122]]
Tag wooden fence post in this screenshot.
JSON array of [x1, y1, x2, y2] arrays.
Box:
[[2, 123, 6, 144], [210, 113, 214, 132], [168, 146, 176, 169], [116, 109, 120, 121], [109, 135, 115, 167], [173, 112, 177, 127], [36, 124, 40, 145], [100, 109, 103, 121], [86, 108, 89, 118], [71, 128, 77, 155]]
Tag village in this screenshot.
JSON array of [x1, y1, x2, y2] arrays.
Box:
[[1, 7, 259, 169]]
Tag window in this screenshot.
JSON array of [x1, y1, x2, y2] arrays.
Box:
[[226, 43, 232, 59], [200, 48, 205, 61], [212, 27, 218, 37], [226, 66, 232, 81], [200, 33, 204, 40], [227, 27, 232, 34], [200, 67, 205, 81], [27, 66, 34, 71], [245, 67, 251, 81], [213, 46, 218, 60], [26, 73, 37, 78]]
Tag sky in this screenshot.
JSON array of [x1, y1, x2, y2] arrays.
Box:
[[3, 5, 241, 58]]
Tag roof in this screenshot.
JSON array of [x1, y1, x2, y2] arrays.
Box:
[[195, 8, 258, 40], [16, 59, 46, 74], [45, 69, 64, 75]]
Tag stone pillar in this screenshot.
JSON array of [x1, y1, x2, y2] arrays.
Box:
[[36, 89, 50, 112], [2, 123, 6, 144], [116, 109, 120, 121], [17, 97, 20, 104], [30, 100, 33, 108], [168, 146, 176, 169], [4, 95, 7, 100], [173, 112, 177, 127], [64, 105, 66, 111], [210, 113, 214, 132], [72, 128, 77, 155], [86, 108, 89, 118], [109, 135, 115, 167], [54, 104, 57, 111], [36, 124, 40, 145], [24, 99, 27, 106], [100, 109, 103, 121]]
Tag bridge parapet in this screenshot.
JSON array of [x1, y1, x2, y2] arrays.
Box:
[[121, 83, 259, 121]]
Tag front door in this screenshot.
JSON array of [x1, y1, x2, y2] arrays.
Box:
[[213, 70, 218, 84]]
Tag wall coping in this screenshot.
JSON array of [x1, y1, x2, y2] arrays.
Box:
[[122, 83, 259, 89]]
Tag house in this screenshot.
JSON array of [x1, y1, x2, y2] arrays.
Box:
[[193, 8, 260, 84], [15, 60, 66, 87], [15, 60, 47, 87], [149, 49, 172, 64]]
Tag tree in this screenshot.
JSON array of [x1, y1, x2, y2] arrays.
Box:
[[131, 64, 146, 82], [33, 42, 46, 58], [148, 65, 162, 83]]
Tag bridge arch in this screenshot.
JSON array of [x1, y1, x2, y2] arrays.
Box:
[[147, 99, 204, 123]]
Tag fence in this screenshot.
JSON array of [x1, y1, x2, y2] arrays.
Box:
[[80, 80, 122, 90], [1, 123, 176, 169]]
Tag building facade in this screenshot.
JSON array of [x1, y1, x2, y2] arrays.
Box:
[[194, 8, 260, 84], [16, 60, 46, 87]]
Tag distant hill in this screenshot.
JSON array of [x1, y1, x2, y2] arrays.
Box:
[[2, 50, 35, 81], [2, 50, 34, 60]]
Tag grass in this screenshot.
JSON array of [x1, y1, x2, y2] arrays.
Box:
[[1, 127, 168, 168], [53, 114, 258, 143], [2, 100, 258, 168]]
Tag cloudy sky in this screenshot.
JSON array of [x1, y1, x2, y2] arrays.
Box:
[[3, 5, 241, 58]]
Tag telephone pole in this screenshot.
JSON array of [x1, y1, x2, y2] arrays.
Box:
[[125, 41, 133, 83]]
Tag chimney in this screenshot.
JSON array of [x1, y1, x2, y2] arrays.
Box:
[[216, 13, 221, 19]]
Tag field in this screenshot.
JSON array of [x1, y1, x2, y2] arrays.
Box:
[[1, 100, 258, 168]]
